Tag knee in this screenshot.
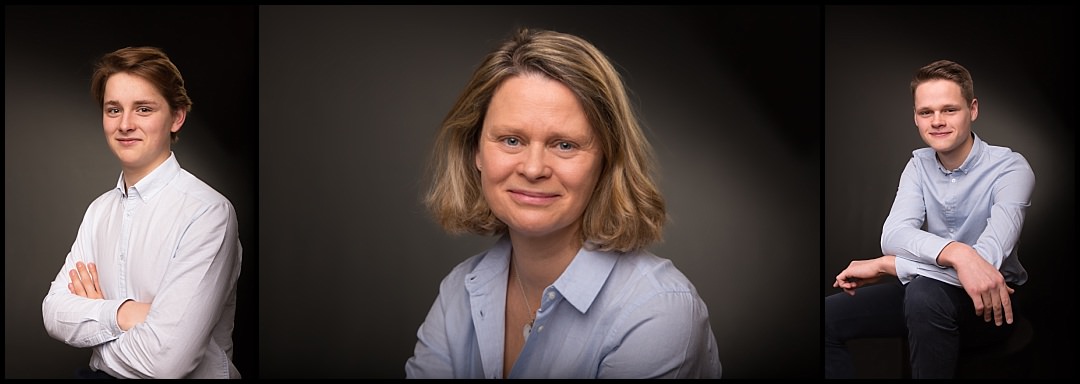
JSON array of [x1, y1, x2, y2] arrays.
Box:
[[903, 278, 959, 329], [824, 293, 854, 343]]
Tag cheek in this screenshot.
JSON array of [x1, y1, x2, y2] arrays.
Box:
[[477, 149, 515, 177], [560, 161, 602, 192]]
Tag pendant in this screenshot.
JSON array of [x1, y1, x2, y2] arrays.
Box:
[[523, 321, 533, 340]]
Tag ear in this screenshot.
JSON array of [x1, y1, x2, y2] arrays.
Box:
[[475, 151, 482, 172], [969, 98, 979, 123], [912, 106, 919, 127], [170, 109, 187, 134]]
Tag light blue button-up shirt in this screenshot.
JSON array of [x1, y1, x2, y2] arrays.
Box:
[[882, 133, 1035, 286], [405, 234, 722, 379]]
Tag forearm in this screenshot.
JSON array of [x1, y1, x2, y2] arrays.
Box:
[[42, 268, 127, 348], [881, 160, 954, 267], [96, 241, 240, 377]]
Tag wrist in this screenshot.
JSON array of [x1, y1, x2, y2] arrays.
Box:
[[936, 241, 972, 268], [879, 255, 897, 276]]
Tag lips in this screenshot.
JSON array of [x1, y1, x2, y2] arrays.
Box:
[[508, 189, 560, 205], [116, 138, 141, 146], [928, 131, 951, 138]]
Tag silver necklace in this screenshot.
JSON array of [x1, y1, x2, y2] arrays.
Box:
[[512, 256, 536, 340]]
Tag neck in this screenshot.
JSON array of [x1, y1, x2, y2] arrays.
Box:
[[937, 133, 974, 171], [507, 223, 583, 289], [121, 153, 171, 189]]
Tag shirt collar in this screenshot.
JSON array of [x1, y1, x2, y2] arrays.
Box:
[[552, 243, 617, 314], [114, 152, 181, 202], [478, 233, 617, 315]]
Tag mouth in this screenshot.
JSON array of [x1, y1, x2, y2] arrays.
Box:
[[116, 138, 141, 146], [508, 189, 560, 205], [928, 131, 952, 138]]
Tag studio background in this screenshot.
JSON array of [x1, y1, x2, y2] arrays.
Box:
[[259, 5, 820, 379], [4, 6, 259, 378], [823, 5, 1075, 379]]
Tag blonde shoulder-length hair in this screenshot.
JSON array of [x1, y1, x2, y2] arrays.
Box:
[[425, 27, 665, 253]]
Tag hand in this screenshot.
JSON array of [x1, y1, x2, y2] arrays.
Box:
[[117, 300, 151, 331], [833, 256, 897, 296], [68, 261, 103, 300], [938, 242, 1014, 326]]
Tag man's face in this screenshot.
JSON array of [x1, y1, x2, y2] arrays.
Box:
[[102, 72, 184, 185], [913, 79, 977, 166]]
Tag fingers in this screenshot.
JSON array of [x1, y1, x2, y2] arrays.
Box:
[[989, 288, 1003, 326], [983, 291, 994, 322], [68, 261, 103, 299], [69, 268, 87, 297], [76, 262, 96, 296], [834, 277, 857, 291], [1000, 284, 1014, 325], [89, 263, 103, 295]]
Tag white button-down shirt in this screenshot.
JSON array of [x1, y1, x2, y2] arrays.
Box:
[[42, 153, 243, 378]]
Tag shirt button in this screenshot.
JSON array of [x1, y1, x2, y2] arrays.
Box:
[[536, 325, 544, 333], [951, 178, 957, 183], [547, 292, 556, 300]]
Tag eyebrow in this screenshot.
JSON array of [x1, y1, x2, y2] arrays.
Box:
[[103, 99, 162, 107], [915, 103, 963, 111]]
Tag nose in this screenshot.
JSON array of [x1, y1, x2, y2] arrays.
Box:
[[118, 111, 136, 132], [518, 145, 552, 181], [931, 112, 946, 128]]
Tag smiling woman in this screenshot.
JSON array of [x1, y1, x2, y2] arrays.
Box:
[[475, 74, 603, 241], [406, 27, 722, 379]]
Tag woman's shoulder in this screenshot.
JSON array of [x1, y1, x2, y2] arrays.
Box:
[[611, 249, 699, 294]]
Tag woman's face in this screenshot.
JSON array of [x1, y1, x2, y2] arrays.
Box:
[[476, 74, 603, 240]]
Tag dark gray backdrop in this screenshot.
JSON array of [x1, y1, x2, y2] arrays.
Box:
[[824, 5, 1075, 379], [4, 5, 259, 379], [259, 5, 820, 379]]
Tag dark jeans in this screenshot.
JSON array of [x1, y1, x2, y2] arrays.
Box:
[[824, 277, 1017, 379]]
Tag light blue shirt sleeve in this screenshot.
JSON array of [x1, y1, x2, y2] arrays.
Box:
[[882, 134, 1034, 286]]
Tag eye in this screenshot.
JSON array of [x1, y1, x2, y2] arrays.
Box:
[[556, 141, 576, 151], [917, 111, 932, 117], [502, 137, 521, 146], [105, 107, 120, 115], [136, 106, 153, 114]]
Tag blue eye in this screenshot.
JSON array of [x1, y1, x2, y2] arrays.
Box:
[[557, 142, 575, 151], [504, 137, 520, 146]]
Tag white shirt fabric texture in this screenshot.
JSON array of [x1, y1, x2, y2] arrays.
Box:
[[41, 152, 243, 379]]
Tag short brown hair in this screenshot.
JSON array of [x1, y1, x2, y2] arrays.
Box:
[[425, 27, 666, 253], [910, 59, 975, 104], [90, 46, 192, 142]]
